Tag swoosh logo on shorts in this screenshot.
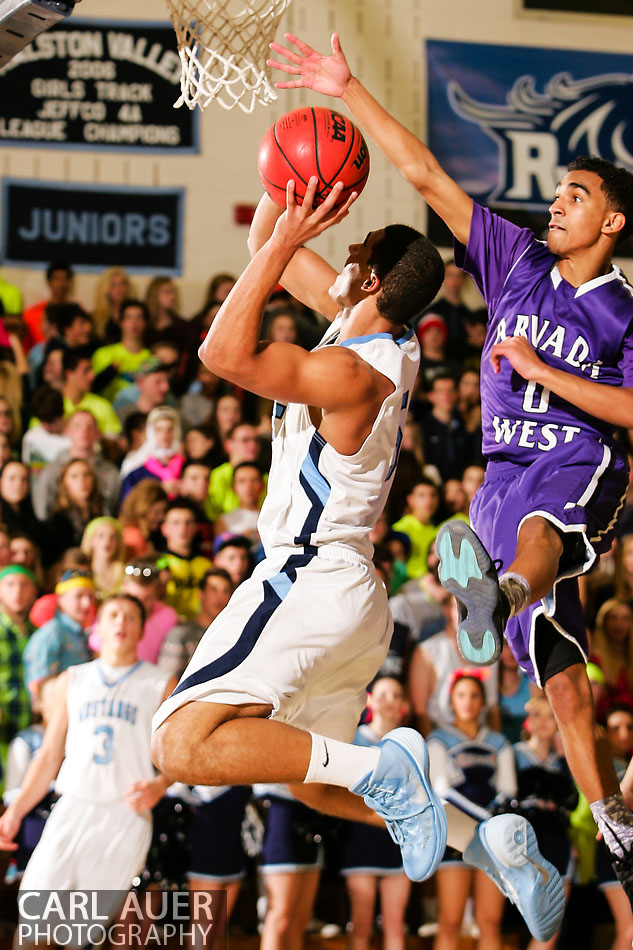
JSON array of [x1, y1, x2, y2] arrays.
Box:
[[322, 742, 329, 768]]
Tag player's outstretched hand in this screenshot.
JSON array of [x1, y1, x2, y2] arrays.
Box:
[[490, 336, 545, 382], [125, 778, 167, 814], [268, 32, 351, 97], [0, 809, 20, 851], [274, 177, 357, 249]]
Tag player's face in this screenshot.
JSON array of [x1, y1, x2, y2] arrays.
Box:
[[99, 599, 144, 651], [329, 228, 386, 308], [547, 170, 612, 258], [451, 678, 485, 722]]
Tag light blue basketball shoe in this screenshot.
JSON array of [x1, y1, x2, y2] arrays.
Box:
[[436, 519, 507, 665], [464, 814, 566, 942], [351, 727, 447, 882]]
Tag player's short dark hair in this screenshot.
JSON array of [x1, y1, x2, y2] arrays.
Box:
[[31, 385, 64, 424], [62, 345, 94, 374], [46, 261, 73, 282], [568, 156, 633, 242], [120, 298, 150, 324], [199, 566, 232, 590], [368, 225, 444, 325], [99, 592, 146, 628]]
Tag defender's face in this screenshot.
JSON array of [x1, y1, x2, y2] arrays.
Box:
[[547, 170, 611, 258], [329, 228, 386, 308]]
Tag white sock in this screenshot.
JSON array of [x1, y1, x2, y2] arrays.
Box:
[[304, 732, 380, 789], [499, 571, 531, 618], [444, 802, 478, 852]]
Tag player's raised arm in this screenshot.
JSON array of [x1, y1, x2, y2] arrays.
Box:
[[200, 178, 365, 408], [268, 33, 473, 246], [248, 192, 339, 322], [0, 673, 69, 849]]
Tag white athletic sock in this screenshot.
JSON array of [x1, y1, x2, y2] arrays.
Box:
[[499, 571, 531, 618], [304, 732, 380, 789], [444, 802, 479, 852]]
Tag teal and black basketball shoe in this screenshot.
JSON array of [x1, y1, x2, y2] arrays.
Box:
[[436, 520, 508, 665]]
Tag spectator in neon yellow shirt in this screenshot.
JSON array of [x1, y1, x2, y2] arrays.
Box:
[[61, 346, 121, 440], [392, 479, 440, 579], [92, 299, 151, 402], [206, 422, 267, 521]]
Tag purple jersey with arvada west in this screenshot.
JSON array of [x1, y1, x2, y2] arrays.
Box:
[[454, 203, 633, 465]]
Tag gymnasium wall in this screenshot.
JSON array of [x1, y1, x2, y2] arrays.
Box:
[[1, 0, 631, 314]]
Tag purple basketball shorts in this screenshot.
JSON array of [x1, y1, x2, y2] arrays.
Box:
[[470, 437, 628, 685]]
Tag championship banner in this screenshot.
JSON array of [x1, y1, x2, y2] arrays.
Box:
[[1, 178, 185, 274], [0, 19, 198, 153], [426, 40, 633, 254]]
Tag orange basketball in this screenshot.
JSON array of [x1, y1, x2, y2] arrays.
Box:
[[257, 106, 370, 209]]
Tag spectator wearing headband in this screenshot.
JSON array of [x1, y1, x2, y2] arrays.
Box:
[[0, 565, 38, 768], [23, 570, 94, 701], [88, 560, 178, 664]]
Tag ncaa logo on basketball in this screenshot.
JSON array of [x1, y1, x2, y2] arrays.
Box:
[[447, 71, 633, 208]]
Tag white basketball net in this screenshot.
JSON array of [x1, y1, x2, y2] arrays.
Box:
[[164, 0, 292, 113]]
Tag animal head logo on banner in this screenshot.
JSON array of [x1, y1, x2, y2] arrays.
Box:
[[448, 72, 633, 207], [426, 41, 633, 214]]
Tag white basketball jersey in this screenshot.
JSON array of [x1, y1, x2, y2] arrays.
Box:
[[55, 660, 170, 803], [258, 317, 420, 561]]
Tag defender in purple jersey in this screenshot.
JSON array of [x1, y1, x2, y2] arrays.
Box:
[[271, 33, 633, 914]]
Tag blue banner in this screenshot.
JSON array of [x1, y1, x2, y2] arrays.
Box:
[[2, 179, 184, 275], [427, 39, 633, 241]]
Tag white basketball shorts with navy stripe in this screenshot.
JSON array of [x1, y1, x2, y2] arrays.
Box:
[[152, 545, 392, 743]]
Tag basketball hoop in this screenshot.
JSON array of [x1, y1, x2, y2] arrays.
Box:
[[164, 0, 292, 114]]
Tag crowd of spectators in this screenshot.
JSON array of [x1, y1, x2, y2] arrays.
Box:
[[0, 257, 631, 947]]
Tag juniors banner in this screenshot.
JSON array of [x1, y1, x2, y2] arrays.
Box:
[[426, 40, 633, 253], [2, 179, 184, 274]]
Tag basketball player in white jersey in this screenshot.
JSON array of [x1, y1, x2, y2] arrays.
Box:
[[0, 594, 176, 926], [151, 179, 565, 944], [152, 179, 451, 884]]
